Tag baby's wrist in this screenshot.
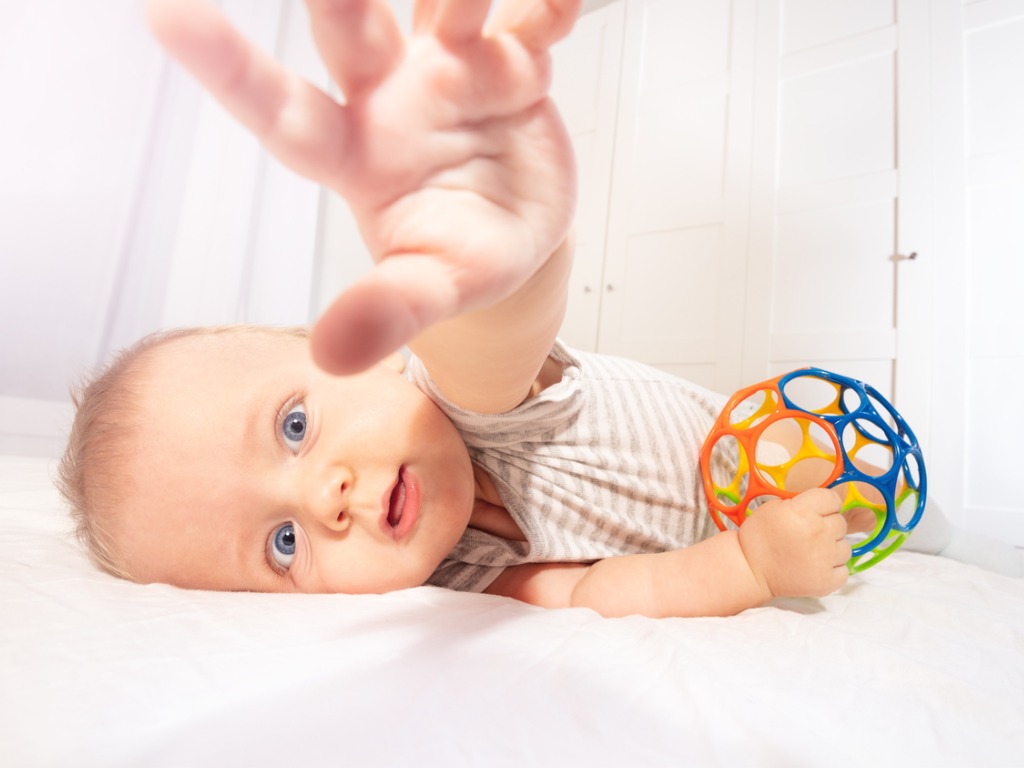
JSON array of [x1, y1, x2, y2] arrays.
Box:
[[735, 527, 775, 602]]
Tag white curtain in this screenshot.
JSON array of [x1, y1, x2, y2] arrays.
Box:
[[0, 1, 327, 455]]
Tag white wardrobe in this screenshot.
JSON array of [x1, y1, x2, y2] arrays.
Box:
[[551, 0, 1024, 542]]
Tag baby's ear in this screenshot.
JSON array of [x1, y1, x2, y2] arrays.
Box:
[[379, 351, 407, 374]]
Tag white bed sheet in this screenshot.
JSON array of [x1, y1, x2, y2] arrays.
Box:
[[2, 453, 1023, 767]]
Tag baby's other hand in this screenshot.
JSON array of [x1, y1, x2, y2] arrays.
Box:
[[737, 488, 851, 599], [147, 0, 580, 373]]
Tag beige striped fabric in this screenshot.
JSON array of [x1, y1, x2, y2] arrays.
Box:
[[408, 341, 730, 593]]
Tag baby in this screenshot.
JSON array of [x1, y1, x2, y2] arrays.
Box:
[[59, 0, 884, 617]]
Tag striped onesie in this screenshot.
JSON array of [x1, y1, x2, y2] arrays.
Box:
[[406, 341, 730, 593]]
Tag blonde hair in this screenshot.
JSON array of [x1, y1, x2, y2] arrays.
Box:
[[57, 324, 309, 581]]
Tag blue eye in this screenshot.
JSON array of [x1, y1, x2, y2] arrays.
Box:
[[268, 523, 296, 571], [281, 404, 307, 452]]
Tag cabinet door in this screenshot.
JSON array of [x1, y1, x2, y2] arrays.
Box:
[[743, 0, 926, 407], [597, 0, 757, 393], [550, 1, 625, 352], [930, 0, 1024, 543]]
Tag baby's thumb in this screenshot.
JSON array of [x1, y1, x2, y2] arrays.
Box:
[[796, 487, 844, 517]]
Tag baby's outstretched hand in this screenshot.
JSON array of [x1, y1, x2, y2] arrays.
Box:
[[147, 0, 579, 373], [737, 488, 851, 599]]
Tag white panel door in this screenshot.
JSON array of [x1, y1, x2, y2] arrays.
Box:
[[744, 0, 917, 402], [596, 0, 757, 392], [930, 0, 1024, 542], [963, 3, 1024, 543], [550, 1, 626, 352]]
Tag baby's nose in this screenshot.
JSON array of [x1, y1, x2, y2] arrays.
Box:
[[304, 465, 354, 530]]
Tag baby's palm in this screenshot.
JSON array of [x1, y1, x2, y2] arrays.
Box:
[[148, 0, 579, 372]]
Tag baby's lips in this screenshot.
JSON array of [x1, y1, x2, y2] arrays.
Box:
[[379, 465, 420, 541]]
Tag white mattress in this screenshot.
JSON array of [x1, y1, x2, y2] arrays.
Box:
[[2, 453, 1023, 767]]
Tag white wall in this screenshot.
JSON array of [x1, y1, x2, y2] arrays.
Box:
[[0, 1, 170, 403], [0, 0, 327, 457]]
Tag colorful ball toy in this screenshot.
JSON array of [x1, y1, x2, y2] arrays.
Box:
[[699, 368, 926, 572]]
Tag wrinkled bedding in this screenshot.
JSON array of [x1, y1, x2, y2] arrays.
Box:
[[2, 454, 1022, 767]]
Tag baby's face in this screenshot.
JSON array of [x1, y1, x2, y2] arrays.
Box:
[[114, 330, 475, 594]]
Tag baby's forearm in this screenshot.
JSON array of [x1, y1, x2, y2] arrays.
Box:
[[569, 532, 772, 619], [488, 491, 848, 618], [409, 235, 574, 413]]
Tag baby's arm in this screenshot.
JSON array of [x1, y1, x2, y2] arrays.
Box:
[[486, 489, 852, 618], [147, 0, 580, 411]]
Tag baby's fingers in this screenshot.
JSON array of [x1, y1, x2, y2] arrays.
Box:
[[305, 0, 403, 96], [311, 256, 460, 375], [414, 0, 491, 43], [147, 0, 346, 184], [488, 0, 582, 49], [825, 561, 850, 594], [836, 538, 853, 566], [806, 539, 850, 597], [820, 532, 852, 595], [793, 487, 844, 517]]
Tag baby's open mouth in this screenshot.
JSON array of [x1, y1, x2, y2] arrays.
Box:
[[387, 466, 407, 528]]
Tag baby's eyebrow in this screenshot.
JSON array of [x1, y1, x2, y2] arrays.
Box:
[[242, 392, 273, 451]]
